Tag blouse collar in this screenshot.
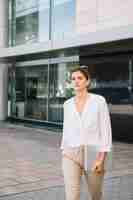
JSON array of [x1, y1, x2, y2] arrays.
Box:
[[72, 93, 93, 121]]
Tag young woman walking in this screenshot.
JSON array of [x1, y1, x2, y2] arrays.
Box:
[[61, 66, 112, 200]]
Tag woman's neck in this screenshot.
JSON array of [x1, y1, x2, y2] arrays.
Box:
[[75, 90, 88, 100]]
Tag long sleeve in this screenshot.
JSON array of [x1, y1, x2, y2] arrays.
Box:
[[60, 102, 67, 149], [99, 98, 112, 152]]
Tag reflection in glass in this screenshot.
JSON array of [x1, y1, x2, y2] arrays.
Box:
[[9, 60, 79, 123], [38, 0, 50, 42], [10, 0, 50, 45], [48, 62, 78, 123], [16, 12, 38, 45], [89, 60, 133, 115], [12, 66, 48, 120], [9, 0, 76, 45], [52, 0, 75, 40], [25, 66, 48, 120]]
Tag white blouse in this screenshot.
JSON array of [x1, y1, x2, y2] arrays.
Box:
[[60, 93, 112, 152]]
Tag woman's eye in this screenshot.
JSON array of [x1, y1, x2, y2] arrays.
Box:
[[71, 76, 83, 81]]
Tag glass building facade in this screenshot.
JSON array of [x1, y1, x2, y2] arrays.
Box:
[[8, 0, 75, 46], [88, 58, 133, 110], [8, 53, 133, 127], [8, 0, 77, 125], [7, 0, 133, 138], [8, 55, 79, 124]]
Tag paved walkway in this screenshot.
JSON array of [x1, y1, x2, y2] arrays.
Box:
[[0, 123, 132, 199]]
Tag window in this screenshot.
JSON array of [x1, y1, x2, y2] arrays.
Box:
[[9, 0, 50, 46], [52, 0, 75, 40]]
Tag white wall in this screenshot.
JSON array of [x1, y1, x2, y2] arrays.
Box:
[[97, 0, 133, 30], [75, 0, 133, 34], [75, 0, 97, 34]]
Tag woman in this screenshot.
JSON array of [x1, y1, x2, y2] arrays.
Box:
[[60, 66, 112, 200]]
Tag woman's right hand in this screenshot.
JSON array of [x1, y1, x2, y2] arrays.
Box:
[[92, 160, 105, 174]]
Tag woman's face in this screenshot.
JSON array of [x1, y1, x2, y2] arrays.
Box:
[[71, 70, 89, 92]]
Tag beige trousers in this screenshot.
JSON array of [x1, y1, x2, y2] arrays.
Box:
[[62, 156, 104, 200]]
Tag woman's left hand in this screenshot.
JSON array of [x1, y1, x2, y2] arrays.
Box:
[[92, 159, 105, 174]]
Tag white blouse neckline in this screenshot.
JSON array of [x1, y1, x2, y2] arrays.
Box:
[[61, 93, 112, 152], [73, 93, 93, 118]]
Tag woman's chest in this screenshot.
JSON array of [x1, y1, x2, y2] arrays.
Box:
[[66, 103, 99, 128]]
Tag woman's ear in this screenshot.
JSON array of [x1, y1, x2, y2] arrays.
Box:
[[87, 80, 91, 87]]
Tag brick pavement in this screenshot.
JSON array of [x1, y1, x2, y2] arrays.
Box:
[[0, 122, 132, 199]]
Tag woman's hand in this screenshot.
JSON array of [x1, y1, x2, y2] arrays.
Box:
[[92, 159, 105, 174], [92, 152, 107, 174]]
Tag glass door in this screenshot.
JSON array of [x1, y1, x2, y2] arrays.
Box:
[[48, 64, 64, 123], [11, 65, 49, 121], [24, 65, 48, 120]]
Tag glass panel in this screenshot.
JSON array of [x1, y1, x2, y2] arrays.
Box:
[[15, 68, 25, 117], [52, 0, 75, 40], [48, 62, 78, 123], [38, 0, 50, 42], [8, 67, 12, 116], [16, 12, 38, 45], [80, 58, 133, 141], [24, 66, 48, 120], [88, 59, 133, 115], [9, 0, 50, 46], [8, 0, 12, 46], [10, 55, 79, 123], [9, 67, 17, 116], [13, 66, 48, 121]]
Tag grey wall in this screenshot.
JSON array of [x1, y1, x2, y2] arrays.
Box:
[[0, 0, 8, 120]]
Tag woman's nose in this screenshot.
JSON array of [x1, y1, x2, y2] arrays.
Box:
[[75, 80, 79, 85]]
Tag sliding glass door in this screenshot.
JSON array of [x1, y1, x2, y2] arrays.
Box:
[[24, 66, 48, 120], [12, 65, 49, 121]]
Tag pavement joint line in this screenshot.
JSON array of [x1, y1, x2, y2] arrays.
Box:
[[3, 123, 62, 135], [105, 171, 133, 180], [0, 174, 131, 198], [0, 177, 64, 196], [0, 173, 132, 198], [8, 178, 22, 185], [0, 184, 64, 198], [0, 179, 43, 189], [7, 177, 64, 185]]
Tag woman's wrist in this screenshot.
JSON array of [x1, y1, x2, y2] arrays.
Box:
[[97, 152, 107, 163]]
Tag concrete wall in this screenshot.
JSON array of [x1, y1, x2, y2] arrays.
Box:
[[0, 0, 8, 120], [76, 0, 133, 34], [97, 0, 133, 30], [0, 0, 8, 47], [0, 64, 8, 120], [76, 0, 97, 33]]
